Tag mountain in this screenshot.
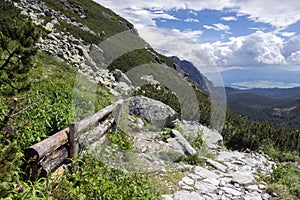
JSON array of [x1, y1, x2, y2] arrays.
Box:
[[169, 56, 214, 92], [225, 87, 300, 129]]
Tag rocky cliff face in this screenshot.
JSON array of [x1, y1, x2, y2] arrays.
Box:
[[170, 56, 214, 92]]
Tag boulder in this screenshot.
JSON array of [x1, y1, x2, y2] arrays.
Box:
[[114, 82, 133, 97], [179, 120, 223, 148], [91, 44, 104, 55], [112, 69, 132, 86], [128, 96, 177, 128], [168, 130, 196, 155]]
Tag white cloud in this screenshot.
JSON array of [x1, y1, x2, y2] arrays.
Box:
[[203, 25, 214, 30], [139, 28, 288, 71], [231, 80, 300, 89], [184, 18, 199, 23], [203, 23, 230, 31], [188, 10, 198, 16], [287, 51, 300, 63], [95, 0, 300, 29], [221, 16, 237, 21], [279, 32, 296, 37], [94, 0, 300, 77], [282, 35, 300, 57], [235, 0, 300, 28]]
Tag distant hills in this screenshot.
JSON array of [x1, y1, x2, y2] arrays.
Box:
[[168, 55, 300, 130], [225, 87, 300, 130]]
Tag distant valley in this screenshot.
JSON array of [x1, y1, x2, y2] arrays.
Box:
[[225, 87, 300, 130]]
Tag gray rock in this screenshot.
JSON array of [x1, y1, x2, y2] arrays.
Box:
[[202, 178, 220, 186], [60, 0, 72, 9], [162, 194, 174, 200], [181, 176, 194, 185], [245, 185, 259, 191], [219, 180, 226, 187], [128, 96, 177, 128], [85, 57, 98, 72], [45, 22, 55, 31], [114, 82, 132, 97], [112, 69, 132, 86], [178, 120, 223, 148], [136, 117, 144, 128], [231, 172, 255, 185], [205, 158, 227, 173], [222, 187, 243, 196], [243, 192, 262, 200], [73, 4, 86, 18], [91, 44, 104, 55], [170, 130, 197, 155], [261, 193, 270, 200], [200, 125, 223, 149], [119, 20, 131, 30], [194, 166, 219, 179], [194, 181, 217, 193], [166, 138, 185, 155], [173, 191, 204, 200], [102, 11, 112, 19]]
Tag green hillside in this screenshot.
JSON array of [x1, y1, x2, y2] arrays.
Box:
[[226, 87, 300, 130], [0, 0, 299, 199]]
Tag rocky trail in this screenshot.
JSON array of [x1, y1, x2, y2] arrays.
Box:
[[95, 96, 277, 200], [126, 118, 276, 200]]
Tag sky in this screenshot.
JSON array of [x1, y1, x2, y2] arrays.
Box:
[[95, 0, 300, 88]]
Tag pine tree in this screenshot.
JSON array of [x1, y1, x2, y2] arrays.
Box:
[[0, 0, 40, 95]]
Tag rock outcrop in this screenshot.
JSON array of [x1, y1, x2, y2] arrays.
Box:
[[128, 96, 177, 128], [12, 0, 117, 89]]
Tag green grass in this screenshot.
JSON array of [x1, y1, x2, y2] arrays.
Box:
[[265, 163, 300, 199], [4, 155, 159, 199], [0, 50, 113, 198], [146, 170, 183, 195]]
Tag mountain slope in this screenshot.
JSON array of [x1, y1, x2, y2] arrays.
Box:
[[170, 56, 213, 92], [226, 87, 300, 129]]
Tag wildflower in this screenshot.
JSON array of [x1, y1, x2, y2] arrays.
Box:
[[7, 125, 14, 133], [16, 152, 23, 157], [16, 184, 24, 193]]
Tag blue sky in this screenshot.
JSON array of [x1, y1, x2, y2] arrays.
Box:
[[95, 0, 300, 88]]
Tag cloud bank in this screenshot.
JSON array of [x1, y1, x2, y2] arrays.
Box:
[[95, 0, 300, 83]]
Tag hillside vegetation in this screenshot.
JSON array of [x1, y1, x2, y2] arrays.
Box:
[[0, 0, 299, 199], [226, 87, 300, 130]]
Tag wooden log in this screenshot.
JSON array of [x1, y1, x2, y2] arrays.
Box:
[[25, 128, 69, 160], [69, 123, 79, 158], [40, 147, 68, 177], [112, 102, 122, 133], [76, 99, 123, 133]]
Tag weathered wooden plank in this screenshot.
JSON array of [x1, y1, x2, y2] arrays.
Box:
[[76, 99, 123, 133], [69, 123, 79, 158], [25, 128, 69, 160], [40, 147, 68, 177], [112, 102, 122, 133]]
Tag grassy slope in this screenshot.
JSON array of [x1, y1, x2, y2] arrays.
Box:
[[226, 88, 300, 130]]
